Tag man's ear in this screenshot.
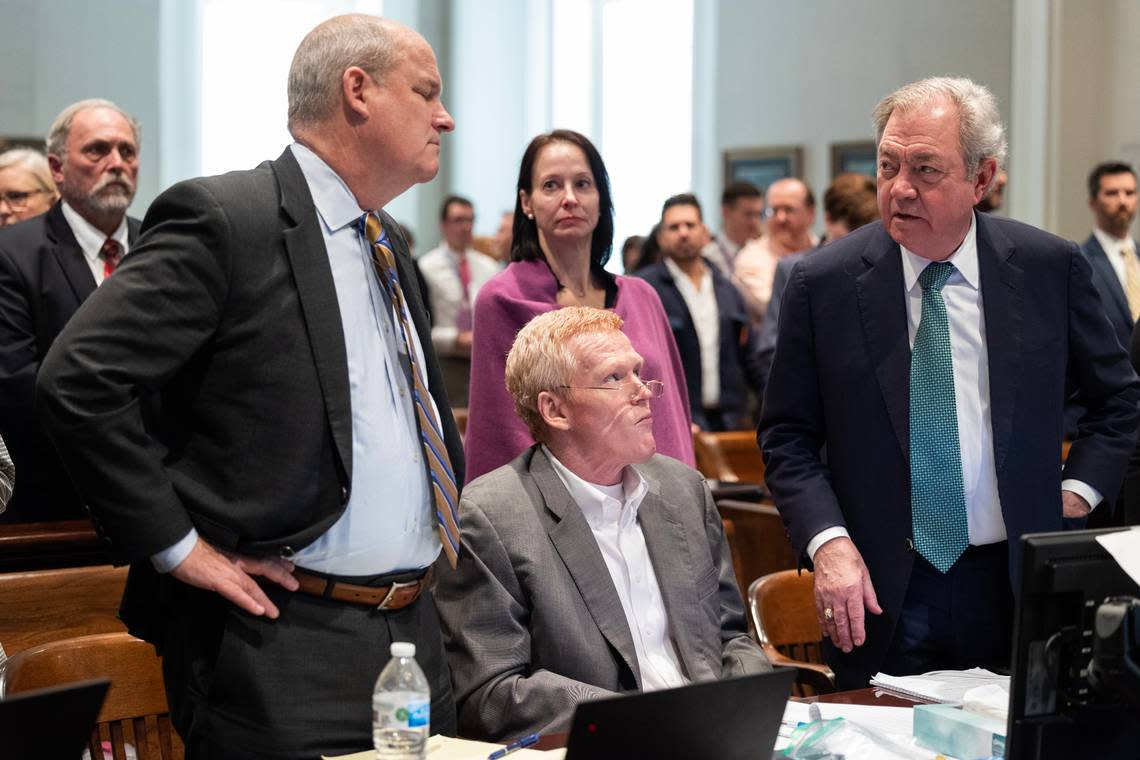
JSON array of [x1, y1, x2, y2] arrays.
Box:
[[972, 158, 998, 204], [538, 390, 571, 432], [48, 154, 65, 186], [342, 66, 372, 122]]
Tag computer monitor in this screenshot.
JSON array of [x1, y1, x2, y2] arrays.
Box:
[[1006, 528, 1140, 759]]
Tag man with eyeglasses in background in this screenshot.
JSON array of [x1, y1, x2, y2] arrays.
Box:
[[434, 306, 769, 741], [0, 99, 141, 523], [733, 177, 818, 326]]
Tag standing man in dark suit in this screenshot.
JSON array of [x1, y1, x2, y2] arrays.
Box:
[[1079, 161, 1138, 351], [760, 77, 1139, 690], [639, 194, 764, 431], [0, 99, 141, 523], [37, 15, 461, 759]]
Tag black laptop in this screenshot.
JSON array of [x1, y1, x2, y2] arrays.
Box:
[[0, 678, 109, 760], [565, 668, 796, 760]]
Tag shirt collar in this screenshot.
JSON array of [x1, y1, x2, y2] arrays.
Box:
[[663, 256, 708, 286], [900, 211, 979, 292], [1093, 226, 1133, 256], [60, 201, 129, 264], [542, 445, 649, 528], [290, 142, 367, 233]]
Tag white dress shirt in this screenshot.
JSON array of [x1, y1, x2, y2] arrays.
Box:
[[417, 243, 501, 356], [154, 143, 443, 575], [545, 447, 689, 692], [664, 257, 721, 407], [1092, 227, 1138, 291], [60, 201, 130, 285], [807, 214, 1100, 560]]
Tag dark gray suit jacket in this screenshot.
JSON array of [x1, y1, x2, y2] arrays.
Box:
[[434, 446, 768, 742], [37, 148, 463, 641], [0, 203, 140, 521]]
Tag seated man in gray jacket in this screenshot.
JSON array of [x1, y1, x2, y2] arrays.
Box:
[[434, 307, 769, 741]]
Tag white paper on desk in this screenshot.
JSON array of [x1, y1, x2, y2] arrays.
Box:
[[1096, 527, 1140, 588], [870, 668, 1008, 704], [324, 735, 559, 760]]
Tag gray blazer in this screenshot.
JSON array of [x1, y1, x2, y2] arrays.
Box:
[[434, 446, 769, 741]]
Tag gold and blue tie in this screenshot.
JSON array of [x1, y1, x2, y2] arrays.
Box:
[[909, 262, 968, 573], [363, 213, 461, 568]]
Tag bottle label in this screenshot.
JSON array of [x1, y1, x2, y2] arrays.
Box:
[[375, 693, 430, 730]]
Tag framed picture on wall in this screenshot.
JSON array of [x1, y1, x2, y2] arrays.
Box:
[[0, 136, 44, 153], [830, 141, 877, 179], [723, 146, 803, 191]]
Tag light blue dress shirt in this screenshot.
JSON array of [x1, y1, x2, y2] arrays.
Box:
[[154, 143, 441, 576]]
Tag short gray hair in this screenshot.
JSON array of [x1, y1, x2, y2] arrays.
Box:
[[287, 13, 403, 133], [0, 148, 56, 193], [872, 76, 1007, 192], [46, 99, 140, 159]]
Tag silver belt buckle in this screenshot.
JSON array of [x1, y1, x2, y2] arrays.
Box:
[[377, 579, 419, 610]]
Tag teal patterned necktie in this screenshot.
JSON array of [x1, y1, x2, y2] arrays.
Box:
[[909, 262, 968, 573]]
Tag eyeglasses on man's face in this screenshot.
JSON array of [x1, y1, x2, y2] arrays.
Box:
[[558, 379, 665, 403]]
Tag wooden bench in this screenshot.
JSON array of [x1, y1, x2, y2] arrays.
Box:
[[0, 564, 128, 656], [0, 519, 108, 572]]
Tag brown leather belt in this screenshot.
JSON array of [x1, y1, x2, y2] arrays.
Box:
[[292, 567, 432, 610]]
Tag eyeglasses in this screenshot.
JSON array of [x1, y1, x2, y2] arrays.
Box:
[[558, 379, 665, 403], [0, 189, 51, 210]]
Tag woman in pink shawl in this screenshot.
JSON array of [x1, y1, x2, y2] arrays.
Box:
[[464, 129, 694, 483]]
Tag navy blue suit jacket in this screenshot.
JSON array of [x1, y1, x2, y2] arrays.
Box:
[[1080, 232, 1138, 351], [760, 215, 1139, 687], [638, 260, 765, 430]]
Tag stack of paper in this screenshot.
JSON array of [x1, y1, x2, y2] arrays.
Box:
[[869, 668, 1009, 705]]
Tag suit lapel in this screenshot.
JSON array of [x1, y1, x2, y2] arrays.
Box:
[[272, 149, 354, 481], [636, 474, 710, 681], [531, 450, 642, 687], [1084, 235, 1131, 328], [44, 204, 97, 303], [855, 230, 912, 460], [977, 216, 1022, 473]]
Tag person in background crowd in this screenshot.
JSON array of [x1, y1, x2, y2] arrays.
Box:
[[418, 195, 500, 405], [974, 169, 1006, 213], [734, 177, 818, 325], [761, 76, 1139, 690], [620, 234, 645, 273], [491, 209, 514, 263], [464, 129, 694, 483], [638, 194, 764, 431], [702, 180, 764, 277], [0, 99, 141, 524], [436, 307, 769, 740], [1080, 161, 1139, 353], [37, 15, 463, 757], [0, 148, 59, 227], [756, 173, 879, 385]]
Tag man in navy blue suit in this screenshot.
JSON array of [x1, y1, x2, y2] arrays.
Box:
[[760, 77, 1139, 689], [1079, 161, 1138, 352]]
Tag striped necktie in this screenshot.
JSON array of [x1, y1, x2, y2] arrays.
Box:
[[362, 213, 461, 568], [909, 261, 968, 573]]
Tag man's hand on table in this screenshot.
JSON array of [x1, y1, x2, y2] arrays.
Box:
[[171, 538, 299, 618]]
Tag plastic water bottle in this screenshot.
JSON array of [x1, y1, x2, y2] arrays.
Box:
[[373, 641, 430, 759]]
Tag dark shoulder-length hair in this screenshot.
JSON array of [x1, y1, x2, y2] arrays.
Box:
[[510, 129, 615, 280]]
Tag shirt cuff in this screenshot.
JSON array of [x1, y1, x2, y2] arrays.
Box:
[[1061, 479, 1102, 512], [151, 528, 199, 573], [806, 526, 850, 561]]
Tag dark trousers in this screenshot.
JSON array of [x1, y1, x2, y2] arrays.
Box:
[[879, 543, 1013, 679], [162, 569, 456, 760]]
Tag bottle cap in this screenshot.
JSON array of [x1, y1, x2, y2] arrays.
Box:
[[390, 641, 416, 658]]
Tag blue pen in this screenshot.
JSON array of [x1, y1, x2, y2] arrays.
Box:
[[487, 733, 540, 759]]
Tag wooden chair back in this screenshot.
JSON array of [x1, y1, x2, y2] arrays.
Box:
[[0, 564, 127, 655], [4, 632, 183, 760], [693, 431, 765, 485], [715, 500, 796, 595], [0, 519, 107, 572], [748, 570, 835, 696]]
